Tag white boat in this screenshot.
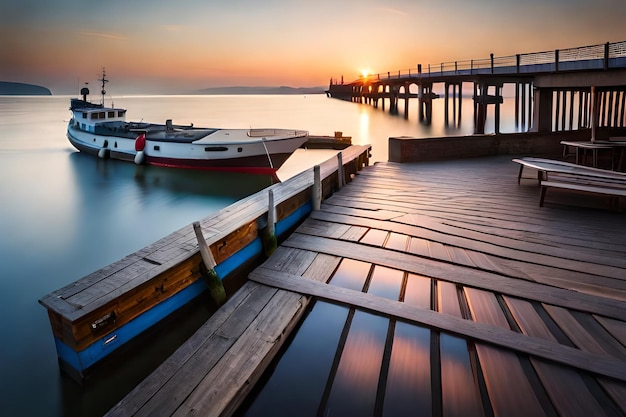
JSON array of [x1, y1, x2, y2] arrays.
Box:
[[67, 71, 309, 174]]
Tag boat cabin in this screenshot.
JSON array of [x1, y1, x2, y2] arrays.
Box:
[[70, 99, 127, 133]]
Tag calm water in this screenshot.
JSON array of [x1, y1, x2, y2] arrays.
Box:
[[0, 93, 520, 416]]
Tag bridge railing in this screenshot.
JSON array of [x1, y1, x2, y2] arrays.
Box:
[[353, 40, 626, 84]]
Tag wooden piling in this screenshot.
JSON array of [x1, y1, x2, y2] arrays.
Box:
[[193, 222, 226, 306]]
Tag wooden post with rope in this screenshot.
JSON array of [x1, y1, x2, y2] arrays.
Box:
[[261, 189, 277, 257], [193, 221, 226, 306]]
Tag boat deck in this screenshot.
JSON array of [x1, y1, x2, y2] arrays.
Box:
[[107, 155, 626, 417]]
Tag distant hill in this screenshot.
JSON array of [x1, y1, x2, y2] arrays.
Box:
[[0, 81, 52, 95], [194, 86, 325, 95]]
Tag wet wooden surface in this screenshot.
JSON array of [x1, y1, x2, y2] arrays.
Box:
[[108, 156, 626, 417]]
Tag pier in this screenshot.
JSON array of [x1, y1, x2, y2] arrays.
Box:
[[327, 40, 626, 135], [38, 145, 371, 380], [106, 155, 625, 416]]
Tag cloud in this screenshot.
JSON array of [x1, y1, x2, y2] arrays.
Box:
[[77, 31, 127, 40], [376, 7, 409, 17], [161, 25, 185, 32]]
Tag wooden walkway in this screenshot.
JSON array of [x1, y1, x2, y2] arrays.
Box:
[[107, 155, 626, 417]]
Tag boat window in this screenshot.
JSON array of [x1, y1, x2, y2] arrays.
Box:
[[100, 112, 106, 119], [153, 145, 160, 151], [82, 112, 88, 118], [118, 110, 126, 117], [108, 111, 115, 118], [204, 146, 228, 152], [81, 123, 86, 130]]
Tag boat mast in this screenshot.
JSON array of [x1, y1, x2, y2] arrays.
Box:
[[98, 68, 108, 106]]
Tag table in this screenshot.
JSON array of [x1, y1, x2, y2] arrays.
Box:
[[560, 141, 615, 169]]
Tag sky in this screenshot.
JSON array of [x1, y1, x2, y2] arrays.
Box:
[[1, 0, 626, 94]]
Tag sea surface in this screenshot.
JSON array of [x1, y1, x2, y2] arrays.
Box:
[[0, 93, 521, 416]]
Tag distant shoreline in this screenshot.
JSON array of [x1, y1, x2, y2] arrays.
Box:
[[193, 86, 326, 95], [0, 81, 52, 95], [0, 83, 327, 96]]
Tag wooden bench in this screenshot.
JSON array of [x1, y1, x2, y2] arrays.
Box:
[[540, 173, 626, 208], [512, 157, 626, 208], [512, 157, 626, 185]]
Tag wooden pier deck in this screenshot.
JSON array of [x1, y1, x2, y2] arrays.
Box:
[[107, 155, 626, 417]]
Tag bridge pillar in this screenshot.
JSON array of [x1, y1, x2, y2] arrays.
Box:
[[531, 87, 553, 133], [419, 82, 434, 124], [473, 82, 503, 134], [445, 82, 462, 127]]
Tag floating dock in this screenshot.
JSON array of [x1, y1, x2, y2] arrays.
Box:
[[107, 155, 626, 416], [38, 145, 371, 380]]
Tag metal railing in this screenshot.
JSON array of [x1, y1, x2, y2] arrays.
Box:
[[346, 40, 626, 84]]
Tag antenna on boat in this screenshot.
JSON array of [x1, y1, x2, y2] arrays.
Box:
[[98, 67, 109, 106]]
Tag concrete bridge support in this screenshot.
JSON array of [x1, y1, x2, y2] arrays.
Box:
[[419, 82, 435, 124], [515, 82, 533, 131], [473, 82, 503, 134], [444, 82, 462, 127]]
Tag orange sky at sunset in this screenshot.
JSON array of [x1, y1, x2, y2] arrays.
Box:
[[2, 0, 626, 94]]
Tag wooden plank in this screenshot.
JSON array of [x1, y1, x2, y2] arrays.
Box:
[[598, 378, 626, 414], [439, 333, 484, 417], [283, 233, 626, 320], [383, 321, 432, 416], [170, 289, 308, 417], [595, 315, 626, 346], [464, 287, 510, 329], [543, 304, 626, 358], [249, 267, 626, 380], [437, 281, 462, 318], [503, 296, 557, 342], [403, 274, 431, 309], [311, 210, 626, 277], [105, 281, 277, 417], [532, 359, 607, 417], [475, 343, 547, 417]]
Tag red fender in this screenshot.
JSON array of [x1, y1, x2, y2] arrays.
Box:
[[135, 133, 146, 151]]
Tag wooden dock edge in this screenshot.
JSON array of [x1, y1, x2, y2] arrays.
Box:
[[38, 145, 371, 378]]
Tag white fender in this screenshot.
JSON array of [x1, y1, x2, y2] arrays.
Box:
[[98, 148, 109, 159], [134, 150, 145, 165]]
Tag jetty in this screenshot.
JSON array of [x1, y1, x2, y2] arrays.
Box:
[[38, 145, 371, 380], [327, 40, 626, 135], [105, 155, 626, 416]]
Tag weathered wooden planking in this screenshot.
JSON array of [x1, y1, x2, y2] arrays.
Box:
[[167, 289, 308, 417], [475, 343, 547, 417], [543, 305, 626, 359], [312, 206, 626, 276], [464, 287, 511, 330], [502, 296, 558, 342], [107, 245, 338, 417], [306, 211, 626, 298], [464, 288, 548, 416], [531, 359, 608, 417], [105, 280, 278, 417], [331, 180, 626, 249], [437, 281, 462, 318], [595, 315, 626, 346], [248, 267, 626, 381], [282, 232, 626, 320], [439, 333, 484, 417], [598, 378, 626, 414]]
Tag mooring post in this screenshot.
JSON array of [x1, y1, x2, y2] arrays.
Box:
[[261, 189, 277, 257], [193, 221, 226, 306], [313, 165, 321, 211], [337, 152, 344, 189]]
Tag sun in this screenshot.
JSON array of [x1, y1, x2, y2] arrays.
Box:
[[360, 68, 373, 78]]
